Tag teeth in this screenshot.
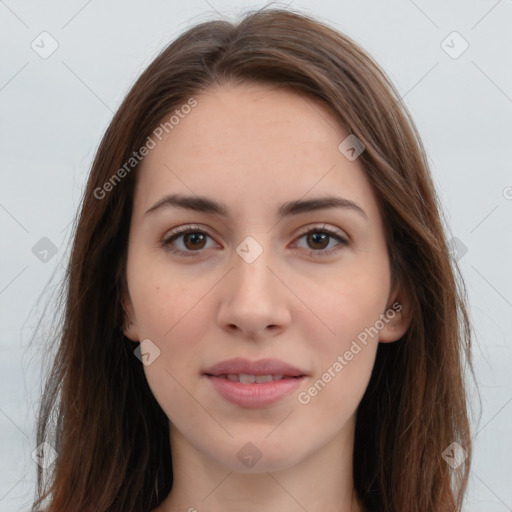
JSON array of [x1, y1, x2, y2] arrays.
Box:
[[224, 374, 287, 383], [255, 374, 273, 383]]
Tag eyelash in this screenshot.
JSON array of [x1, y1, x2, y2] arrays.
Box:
[[161, 224, 349, 259]]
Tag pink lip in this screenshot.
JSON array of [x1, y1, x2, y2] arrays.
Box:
[[203, 357, 308, 408], [205, 375, 305, 408], [203, 357, 307, 377]]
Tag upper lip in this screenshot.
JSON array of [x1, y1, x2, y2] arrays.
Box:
[[203, 357, 307, 377]]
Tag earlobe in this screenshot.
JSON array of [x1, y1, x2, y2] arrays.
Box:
[[121, 296, 140, 342], [379, 284, 413, 343], [123, 320, 139, 342]]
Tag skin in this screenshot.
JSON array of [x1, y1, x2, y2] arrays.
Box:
[[123, 82, 411, 512]]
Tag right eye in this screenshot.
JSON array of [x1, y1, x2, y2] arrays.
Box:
[[161, 225, 218, 258]]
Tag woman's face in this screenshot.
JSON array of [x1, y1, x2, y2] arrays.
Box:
[[123, 82, 410, 472]]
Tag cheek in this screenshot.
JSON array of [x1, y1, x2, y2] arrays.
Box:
[[311, 261, 390, 350], [128, 250, 211, 341], [297, 271, 383, 414], [132, 279, 213, 424], [129, 267, 215, 393], [134, 291, 213, 386], [299, 348, 376, 430]]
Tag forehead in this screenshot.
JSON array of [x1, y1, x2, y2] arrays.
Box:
[[133, 82, 378, 220], [159, 82, 345, 160]]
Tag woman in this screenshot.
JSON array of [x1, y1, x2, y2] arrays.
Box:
[[32, 7, 474, 512]]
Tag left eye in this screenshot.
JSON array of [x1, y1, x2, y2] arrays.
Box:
[[161, 225, 348, 258], [294, 228, 347, 255]]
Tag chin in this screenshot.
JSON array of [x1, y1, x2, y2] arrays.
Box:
[[208, 439, 309, 473]]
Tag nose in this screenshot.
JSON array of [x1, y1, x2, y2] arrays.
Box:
[[216, 238, 292, 340]]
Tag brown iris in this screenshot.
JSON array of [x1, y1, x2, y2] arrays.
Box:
[[307, 232, 329, 250], [183, 232, 207, 250]]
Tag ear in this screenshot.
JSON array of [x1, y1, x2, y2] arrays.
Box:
[[121, 292, 140, 342], [379, 280, 412, 343]]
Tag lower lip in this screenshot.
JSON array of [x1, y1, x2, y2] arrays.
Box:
[[205, 375, 305, 408]]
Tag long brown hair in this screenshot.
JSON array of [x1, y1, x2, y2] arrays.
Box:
[[31, 6, 474, 512]]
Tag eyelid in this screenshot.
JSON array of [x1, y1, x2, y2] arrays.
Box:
[[162, 223, 207, 239], [294, 223, 348, 241]]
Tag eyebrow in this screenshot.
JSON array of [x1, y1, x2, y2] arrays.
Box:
[[144, 193, 367, 220]]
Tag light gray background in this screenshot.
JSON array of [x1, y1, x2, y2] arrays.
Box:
[[1, 0, 511, 510]]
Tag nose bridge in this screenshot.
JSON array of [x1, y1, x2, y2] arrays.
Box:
[[216, 231, 290, 335], [232, 233, 275, 295]]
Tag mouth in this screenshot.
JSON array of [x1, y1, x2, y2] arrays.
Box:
[[202, 358, 308, 408]]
